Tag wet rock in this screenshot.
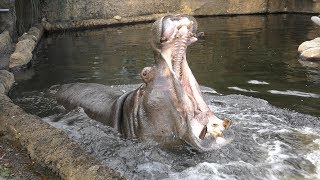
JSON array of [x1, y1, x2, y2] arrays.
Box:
[[9, 38, 36, 69], [29, 25, 44, 41], [298, 38, 320, 61], [0, 70, 14, 94], [300, 47, 320, 61], [0, 31, 12, 53], [18, 33, 37, 42], [298, 38, 320, 53], [9, 25, 44, 69], [311, 16, 320, 26], [0, 54, 10, 70], [0, 31, 12, 69], [18, 25, 44, 43]]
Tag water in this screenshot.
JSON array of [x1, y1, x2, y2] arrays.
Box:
[[42, 90, 320, 179], [10, 14, 320, 117], [9, 14, 320, 179]]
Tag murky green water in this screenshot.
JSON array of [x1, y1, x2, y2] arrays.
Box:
[[9, 14, 320, 179], [10, 14, 320, 117]]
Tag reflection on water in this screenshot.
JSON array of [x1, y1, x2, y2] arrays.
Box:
[[8, 14, 320, 179], [10, 14, 320, 116]]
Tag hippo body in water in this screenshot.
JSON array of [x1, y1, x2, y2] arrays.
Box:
[[56, 15, 231, 151]]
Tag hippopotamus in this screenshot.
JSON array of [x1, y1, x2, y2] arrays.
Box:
[[56, 15, 232, 151]]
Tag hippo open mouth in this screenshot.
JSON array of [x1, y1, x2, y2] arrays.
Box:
[[149, 15, 232, 148], [56, 15, 232, 151]]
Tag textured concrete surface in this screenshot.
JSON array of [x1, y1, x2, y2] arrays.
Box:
[[0, 94, 124, 180], [39, 0, 320, 31], [9, 25, 43, 69], [0, 31, 13, 69], [0, 70, 14, 94], [0, 0, 16, 36]]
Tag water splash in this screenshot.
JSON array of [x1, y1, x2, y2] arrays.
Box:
[[41, 93, 320, 179]]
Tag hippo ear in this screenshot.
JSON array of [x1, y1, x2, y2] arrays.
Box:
[[140, 66, 155, 84]]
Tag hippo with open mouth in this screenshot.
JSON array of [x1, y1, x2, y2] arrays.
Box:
[[56, 15, 232, 151]]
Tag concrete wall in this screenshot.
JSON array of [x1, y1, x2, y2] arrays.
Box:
[[41, 0, 180, 22], [180, 0, 268, 15], [268, 0, 320, 13], [0, 0, 16, 36], [41, 0, 320, 23]]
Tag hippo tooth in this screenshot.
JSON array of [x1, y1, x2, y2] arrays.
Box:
[[216, 137, 227, 144]]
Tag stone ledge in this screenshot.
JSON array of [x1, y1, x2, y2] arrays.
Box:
[[0, 94, 124, 180], [9, 24, 44, 69], [42, 13, 169, 31]]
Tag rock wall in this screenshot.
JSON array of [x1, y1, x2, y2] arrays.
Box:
[[0, 31, 12, 69], [268, 0, 320, 13], [41, 0, 180, 22], [9, 24, 43, 69], [0, 0, 16, 36], [41, 0, 320, 24], [0, 1, 15, 69], [180, 0, 268, 15]]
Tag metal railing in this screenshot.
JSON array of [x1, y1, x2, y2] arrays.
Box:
[[0, 9, 10, 12]]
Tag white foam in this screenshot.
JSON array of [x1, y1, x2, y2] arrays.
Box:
[[166, 162, 235, 180], [267, 114, 284, 122], [135, 162, 171, 179], [228, 87, 258, 93], [305, 139, 320, 179], [268, 90, 320, 98], [247, 80, 269, 85], [298, 128, 320, 179], [266, 140, 290, 164]]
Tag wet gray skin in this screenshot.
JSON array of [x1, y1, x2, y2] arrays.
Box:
[[56, 15, 231, 151]]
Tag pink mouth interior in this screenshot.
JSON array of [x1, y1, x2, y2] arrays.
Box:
[[159, 16, 226, 140]]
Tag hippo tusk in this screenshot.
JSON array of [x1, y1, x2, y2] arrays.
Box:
[[205, 118, 231, 140], [187, 21, 194, 29]]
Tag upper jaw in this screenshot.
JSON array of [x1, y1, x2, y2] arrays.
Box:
[[153, 15, 232, 146], [159, 16, 198, 78]]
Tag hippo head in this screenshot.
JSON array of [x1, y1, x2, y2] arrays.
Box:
[[128, 15, 232, 151]]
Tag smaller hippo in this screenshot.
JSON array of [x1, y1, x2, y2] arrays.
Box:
[[56, 15, 232, 151]]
